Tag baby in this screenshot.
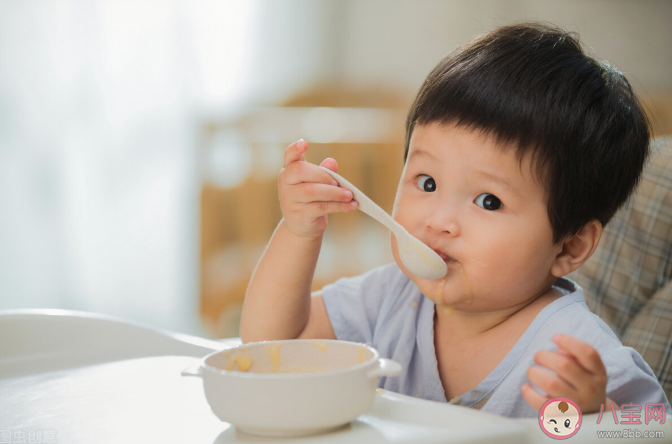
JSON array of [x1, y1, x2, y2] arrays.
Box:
[[240, 22, 671, 418]]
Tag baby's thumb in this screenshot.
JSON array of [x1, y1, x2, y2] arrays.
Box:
[[319, 157, 338, 172]]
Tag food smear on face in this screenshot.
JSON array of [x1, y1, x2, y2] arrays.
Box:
[[434, 262, 473, 308], [434, 278, 445, 304], [432, 278, 454, 315], [226, 354, 252, 372], [446, 260, 462, 270], [460, 264, 473, 305], [311, 341, 327, 352], [359, 344, 367, 363], [264, 343, 283, 372]]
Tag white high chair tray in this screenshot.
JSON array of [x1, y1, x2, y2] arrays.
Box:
[[0, 310, 669, 444]]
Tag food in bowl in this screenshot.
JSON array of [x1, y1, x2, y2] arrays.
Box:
[[181, 339, 402, 437]]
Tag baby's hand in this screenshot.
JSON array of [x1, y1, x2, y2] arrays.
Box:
[[522, 334, 609, 414], [278, 140, 357, 240]]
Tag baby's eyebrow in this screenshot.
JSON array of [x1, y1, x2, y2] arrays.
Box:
[[408, 148, 438, 163], [474, 170, 521, 197]]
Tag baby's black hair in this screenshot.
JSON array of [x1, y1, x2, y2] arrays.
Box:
[[405, 22, 651, 243]]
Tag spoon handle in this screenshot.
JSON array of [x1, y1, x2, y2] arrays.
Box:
[[319, 166, 403, 236]]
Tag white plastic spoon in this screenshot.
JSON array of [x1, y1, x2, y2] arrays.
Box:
[[319, 166, 447, 280]]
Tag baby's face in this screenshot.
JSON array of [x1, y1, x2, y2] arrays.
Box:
[[391, 122, 562, 313]]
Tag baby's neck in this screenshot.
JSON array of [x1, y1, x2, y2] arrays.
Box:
[[434, 285, 564, 340]]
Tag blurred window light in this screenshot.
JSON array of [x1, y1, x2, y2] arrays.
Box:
[[237, 107, 407, 144], [184, 0, 258, 105], [204, 129, 252, 189], [253, 143, 285, 181], [303, 107, 347, 143]]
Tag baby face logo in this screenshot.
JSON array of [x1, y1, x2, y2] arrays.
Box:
[[539, 397, 582, 439]]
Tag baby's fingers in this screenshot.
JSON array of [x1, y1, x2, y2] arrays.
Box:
[[281, 160, 338, 186], [553, 335, 606, 377], [319, 157, 338, 173], [303, 200, 358, 216], [533, 350, 583, 391], [283, 139, 308, 168], [526, 365, 576, 399], [521, 383, 549, 412], [294, 183, 354, 204]]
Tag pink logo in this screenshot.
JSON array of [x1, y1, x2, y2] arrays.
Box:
[[596, 402, 666, 425], [539, 397, 582, 439], [645, 403, 666, 425], [620, 403, 642, 425]]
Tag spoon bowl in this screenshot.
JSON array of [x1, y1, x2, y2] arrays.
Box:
[[319, 166, 447, 280]]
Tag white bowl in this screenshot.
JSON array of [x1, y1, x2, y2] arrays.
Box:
[[181, 339, 402, 437]]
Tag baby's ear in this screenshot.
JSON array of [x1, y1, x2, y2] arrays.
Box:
[[550, 220, 602, 277]]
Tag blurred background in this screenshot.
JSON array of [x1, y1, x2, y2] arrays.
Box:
[[1, 0, 670, 338]]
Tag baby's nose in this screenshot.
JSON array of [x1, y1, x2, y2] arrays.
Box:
[[425, 207, 460, 236]]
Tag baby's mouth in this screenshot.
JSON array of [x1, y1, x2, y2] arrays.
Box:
[[433, 249, 460, 268], [433, 249, 451, 262]]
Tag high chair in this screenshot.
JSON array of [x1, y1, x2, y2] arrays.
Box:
[[570, 136, 672, 401]]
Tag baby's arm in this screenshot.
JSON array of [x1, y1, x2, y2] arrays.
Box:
[[522, 334, 619, 413], [239, 140, 358, 343]]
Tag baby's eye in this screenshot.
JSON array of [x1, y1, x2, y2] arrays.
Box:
[[416, 175, 436, 192], [549, 419, 557, 424], [474, 193, 502, 210], [564, 419, 571, 428]]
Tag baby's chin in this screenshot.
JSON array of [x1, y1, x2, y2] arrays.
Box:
[[390, 235, 467, 300], [395, 260, 479, 312]]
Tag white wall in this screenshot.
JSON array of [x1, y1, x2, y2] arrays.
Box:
[[337, 0, 672, 97]]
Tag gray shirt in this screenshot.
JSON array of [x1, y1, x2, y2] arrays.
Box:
[[321, 263, 671, 418]]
